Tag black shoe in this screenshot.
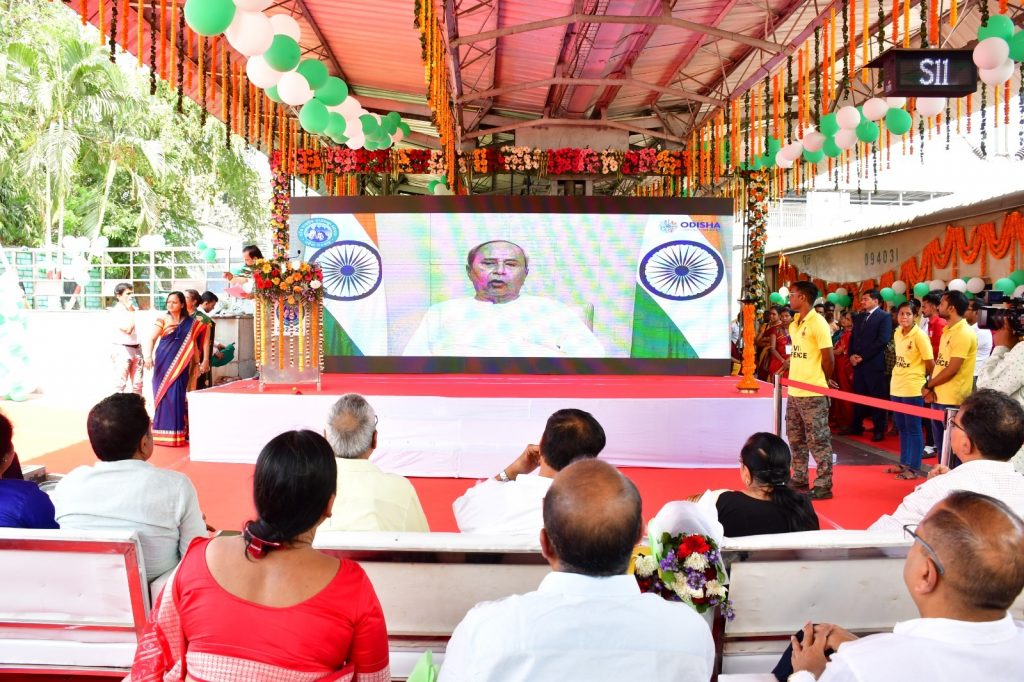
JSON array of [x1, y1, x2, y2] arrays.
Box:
[[871, 433, 885, 442], [809, 488, 834, 500], [837, 427, 864, 436]]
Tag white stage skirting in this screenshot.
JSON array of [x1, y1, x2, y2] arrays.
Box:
[[188, 376, 775, 478]]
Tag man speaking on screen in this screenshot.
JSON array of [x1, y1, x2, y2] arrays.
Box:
[[403, 240, 605, 357]]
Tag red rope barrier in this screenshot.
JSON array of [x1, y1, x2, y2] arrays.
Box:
[[780, 378, 947, 421]]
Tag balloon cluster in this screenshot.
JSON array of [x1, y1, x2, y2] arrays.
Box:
[[972, 16, 1024, 87], [195, 240, 218, 263], [426, 177, 453, 195], [184, 0, 410, 149], [138, 234, 167, 250]]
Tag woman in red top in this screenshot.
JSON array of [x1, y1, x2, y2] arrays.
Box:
[[130, 430, 390, 682], [756, 306, 785, 380], [767, 308, 793, 376], [829, 310, 856, 428]]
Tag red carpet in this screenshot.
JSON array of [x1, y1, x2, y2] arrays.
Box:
[[31, 442, 919, 533]]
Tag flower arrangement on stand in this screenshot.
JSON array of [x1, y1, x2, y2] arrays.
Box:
[[251, 258, 325, 384], [743, 169, 769, 315], [632, 532, 735, 620]]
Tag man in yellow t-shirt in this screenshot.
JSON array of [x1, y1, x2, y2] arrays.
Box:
[[786, 281, 836, 499], [922, 290, 977, 468]]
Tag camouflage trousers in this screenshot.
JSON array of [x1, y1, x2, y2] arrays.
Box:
[[786, 395, 833, 491]]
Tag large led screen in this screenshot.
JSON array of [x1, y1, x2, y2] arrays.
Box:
[[290, 196, 734, 374]]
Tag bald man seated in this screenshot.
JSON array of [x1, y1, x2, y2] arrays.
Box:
[[402, 240, 605, 357], [439, 459, 714, 682], [789, 490, 1024, 681]]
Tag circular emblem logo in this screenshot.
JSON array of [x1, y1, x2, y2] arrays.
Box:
[[298, 218, 340, 249], [639, 240, 724, 301], [309, 241, 383, 301]]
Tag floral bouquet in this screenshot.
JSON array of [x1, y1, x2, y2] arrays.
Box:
[[631, 500, 734, 620], [251, 259, 324, 305]]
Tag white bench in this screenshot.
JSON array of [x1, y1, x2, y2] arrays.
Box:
[[0, 527, 151, 676], [314, 531, 549, 680], [716, 530, 1024, 681]]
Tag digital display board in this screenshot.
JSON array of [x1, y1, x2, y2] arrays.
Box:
[[868, 48, 977, 97], [288, 196, 735, 375]]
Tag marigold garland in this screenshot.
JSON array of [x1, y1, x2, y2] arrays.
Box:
[[270, 172, 290, 259]]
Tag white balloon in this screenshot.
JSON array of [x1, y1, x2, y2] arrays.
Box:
[[1014, 284, 1024, 298], [836, 105, 861, 130], [780, 141, 803, 161], [916, 97, 945, 118], [775, 151, 794, 168], [277, 71, 313, 106], [433, 186, 454, 196], [891, 281, 907, 295], [75, 236, 91, 251], [802, 131, 826, 152], [346, 131, 365, 148], [979, 59, 1015, 86], [885, 97, 907, 109], [862, 97, 890, 121], [246, 55, 282, 89], [835, 287, 848, 297], [226, 10, 273, 57], [335, 97, 362, 117], [928, 279, 946, 292], [973, 37, 1010, 70], [779, 286, 790, 297], [91, 236, 109, 252], [966, 277, 986, 294], [234, 0, 272, 10], [835, 128, 858, 150], [392, 129, 405, 143], [269, 14, 301, 41], [151, 234, 166, 248], [948, 278, 967, 292], [61, 235, 77, 249], [344, 137, 361, 150]]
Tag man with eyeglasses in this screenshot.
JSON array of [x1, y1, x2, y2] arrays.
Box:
[[869, 389, 1024, 532], [788, 490, 1024, 681], [318, 393, 429, 533]]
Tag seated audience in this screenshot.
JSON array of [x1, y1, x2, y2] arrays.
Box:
[[789, 490, 1024, 681], [0, 412, 57, 529], [453, 408, 606, 534], [129, 430, 390, 680], [52, 393, 206, 581], [708, 432, 819, 537], [869, 389, 1024, 532], [320, 393, 429, 532], [439, 459, 714, 681]]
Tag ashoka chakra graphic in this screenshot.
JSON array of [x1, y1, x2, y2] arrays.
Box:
[[309, 240, 382, 301], [639, 240, 724, 301]]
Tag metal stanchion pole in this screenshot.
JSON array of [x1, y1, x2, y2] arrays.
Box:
[[773, 373, 783, 436], [939, 406, 958, 469]]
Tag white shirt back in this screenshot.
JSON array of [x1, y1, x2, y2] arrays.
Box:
[[437, 572, 715, 682], [971, 322, 993, 376], [452, 475, 552, 535], [52, 459, 206, 581]]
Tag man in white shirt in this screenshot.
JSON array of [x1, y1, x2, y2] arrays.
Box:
[[403, 240, 605, 357], [320, 393, 429, 532], [790, 490, 1024, 681], [965, 299, 993, 386], [111, 283, 143, 395], [453, 408, 606, 534], [53, 393, 206, 581], [869, 389, 1024, 532], [439, 459, 715, 682]]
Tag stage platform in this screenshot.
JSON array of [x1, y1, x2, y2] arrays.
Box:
[[188, 374, 775, 477]]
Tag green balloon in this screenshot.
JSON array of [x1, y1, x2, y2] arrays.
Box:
[[296, 59, 330, 90], [183, 0, 236, 37], [856, 119, 880, 143], [893, 293, 907, 305], [397, 121, 411, 137], [766, 136, 782, 155], [823, 137, 842, 158], [196, 240, 207, 251], [819, 113, 840, 136], [298, 100, 330, 134], [965, 292, 974, 299], [802, 148, 825, 163], [880, 287, 896, 302], [885, 108, 913, 135], [769, 292, 785, 304], [826, 292, 839, 304], [266, 85, 282, 103], [1010, 30, 1024, 62], [995, 277, 1017, 295], [977, 15, 1015, 42], [359, 114, 380, 136], [264, 35, 301, 72], [1010, 269, 1024, 285], [325, 112, 347, 138], [913, 282, 930, 298], [381, 115, 399, 135], [363, 139, 380, 151], [315, 77, 349, 106], [841, 295, 853, 307], [202, 247, 217, 263]]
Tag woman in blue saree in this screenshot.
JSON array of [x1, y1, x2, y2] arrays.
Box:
[[145, 291, 206, 446]]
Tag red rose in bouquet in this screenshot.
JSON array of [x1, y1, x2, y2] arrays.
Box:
[[680, 534, 710, 556]]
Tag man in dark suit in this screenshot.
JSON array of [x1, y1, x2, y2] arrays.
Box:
[[840, 289, 894, 441]]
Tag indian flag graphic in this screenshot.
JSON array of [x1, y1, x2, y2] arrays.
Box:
[[307, 214, 388, 355], [630, 215, 729, 358]]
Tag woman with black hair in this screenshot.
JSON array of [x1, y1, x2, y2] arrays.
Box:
[[713, 432, 820, 537], [130, 430, 390, 681]]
